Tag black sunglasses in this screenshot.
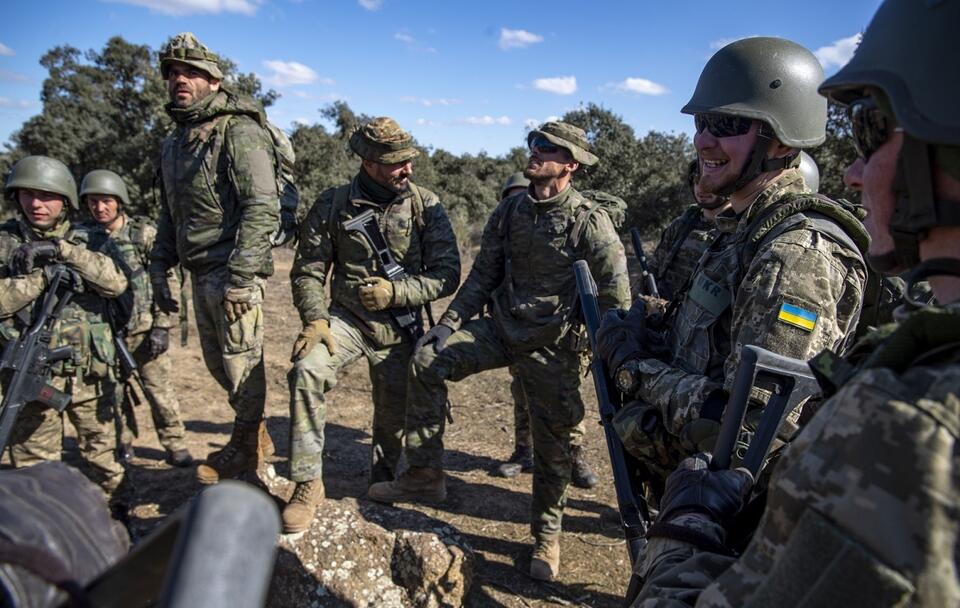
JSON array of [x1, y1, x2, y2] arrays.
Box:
[[529, 135, 562, 155], [694, 113, 754, 138], [848, 97, 893, 161]]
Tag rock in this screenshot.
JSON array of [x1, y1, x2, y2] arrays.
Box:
[[265, 474, 474, 608]]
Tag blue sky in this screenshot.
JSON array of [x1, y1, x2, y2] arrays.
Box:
[[2, 0, 882, 156]]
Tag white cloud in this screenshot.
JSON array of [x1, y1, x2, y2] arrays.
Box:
[[400, 96, 462, 107], [358, 0, 382, 9], [101, 0, 260, 16], [395, 32, 416, 45], [261, 60, 331, 87], [499, 28, 543, 51], [815, 33, 862, 70], [463, 115, 512, 126], [416, 118, 438, 127], [525, 116, 560, 130], [0, 98, 33, 109], [0, 43, 13, 57], [533, 76, 577, 96], [0, 70, 29, 83], [292, 117, 316, 126], [613, 77, 669, 96]]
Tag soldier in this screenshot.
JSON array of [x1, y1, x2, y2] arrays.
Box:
[[368, 122, 631, 581], [150, 33, 280, 485], [81, 169, 192, 467], [597, 37, 868, 493], [648, 160, 730, 302], [283, 117, 460, 534], [0, 156, 128, 494], [496, 172, 598, 489], [631, 1, 959, 605]]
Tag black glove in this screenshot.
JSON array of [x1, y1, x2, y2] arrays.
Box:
[[10, 240, 59, 276], [595, 302, 647, 372], [148, 327, 170, 357], [415, 324, 453, 355], [658, 453, 754, 528]]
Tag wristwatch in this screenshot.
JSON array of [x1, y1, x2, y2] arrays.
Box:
[[615, 359, 643, 394]]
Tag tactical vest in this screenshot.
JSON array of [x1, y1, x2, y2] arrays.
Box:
[[109, 215, 155, 335], [0, 221, 118, 379]]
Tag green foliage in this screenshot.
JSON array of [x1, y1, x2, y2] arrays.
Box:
[[809, 101, 858, 202]]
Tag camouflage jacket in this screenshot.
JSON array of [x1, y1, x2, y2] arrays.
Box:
[[103, 214, 179, 336], [291, 176, 460, 348], [650, 205, 715, 302], [441, 185, 630, 351], [631, 170, 867, 436], [0, 218, 128, 379], [633, 303, 960, 607], [151, 89, 279, 286]]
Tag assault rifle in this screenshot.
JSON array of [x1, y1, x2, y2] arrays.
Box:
[[105, 297, 148, 409], [629, 228, 660, 299], [711, 344, 820, 475], [343, 208, 423, 342], [0, 265, 78, 453], [574, 260, 651, 605]]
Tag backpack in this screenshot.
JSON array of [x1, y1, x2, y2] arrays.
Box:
[[497, 188, 626, 247]]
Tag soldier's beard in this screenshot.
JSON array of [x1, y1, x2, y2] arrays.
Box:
[[523, 162, 566, 184]]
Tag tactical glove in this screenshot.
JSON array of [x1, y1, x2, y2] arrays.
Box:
[[148, 327, 170, 358], [223, 285, 257, 323], [291, 319, 337, 362], [659, 453, 754, 528], [10, 240, 60, 276], [595, 302, 647, 373], [414, 324, 453, 355], [358, 277, 395, 312]]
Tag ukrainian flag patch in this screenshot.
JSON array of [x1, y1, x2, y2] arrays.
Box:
[[778, 302, 818, 332]]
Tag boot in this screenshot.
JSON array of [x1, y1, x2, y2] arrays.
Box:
[[496, 444, 534, 478], [367, 467, 446, 504], [570, 444, 598, 489], [282, 479, 325, 534], [166, 448, 193, 468], [196, 418, 260, 485], [529, 535, 561, 581], [258, 420, 275, 460]]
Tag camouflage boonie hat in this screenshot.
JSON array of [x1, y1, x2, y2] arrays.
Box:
[[349, 117, 420, 164], [159, 32, 223, 80], [527, 121, 599, 166]]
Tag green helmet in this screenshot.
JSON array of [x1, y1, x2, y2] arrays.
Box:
[[5, 155, 78, 210], [798, 151, 819, 193], [159, 32, 223, 80], [819, 0, 960, 272], [80, 170, 130, 207], [500, 172, 530, 199]]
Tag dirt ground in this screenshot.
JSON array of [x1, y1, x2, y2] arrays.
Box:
[[120, 247, 635, 607]]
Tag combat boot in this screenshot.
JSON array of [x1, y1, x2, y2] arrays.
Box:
[[529, 535, 561, 581], [570, 444, 598, 489], [366, 467, 446, 504], [281, 479, 325, 534], [196, 418, 260, 485], [166, 448, 193, 468], [496, 445, 534, 478]]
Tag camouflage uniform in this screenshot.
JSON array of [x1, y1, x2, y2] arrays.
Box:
[[0, 218, 129, 493], [406, 181, 630, 538], [107, 214, 187, 454], [649, 205, 715, 302], [288, 121, 460, 484], [614, 171, 867, 482]]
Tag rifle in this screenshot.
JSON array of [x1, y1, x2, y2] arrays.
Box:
[[711, 344, 820, 475], [574, 260, 651, 606], [629, 228, 660, 299], [105, 298, 148, 409], [343, 208, 423, 342], [0, 265, 77, 453]]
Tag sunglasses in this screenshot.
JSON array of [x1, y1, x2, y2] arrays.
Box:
[[528, 135, 562, 155], [848, 97, 893, 161], [694, 113, 754, 138]]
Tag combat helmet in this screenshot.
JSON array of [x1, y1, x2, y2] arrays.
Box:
[[820, 0, 960, 274], [5, 155, 78, 210], [683, 37, 826, 195], [159, 32, 223, 80], [80, 170, 131, 208], [798, 151, 819, 193], [501, 172, 530, 199]]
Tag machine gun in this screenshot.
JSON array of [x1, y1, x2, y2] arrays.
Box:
[[0, 265, 78, 453], [343, 208, 423, 342], [629, 227, 660, 299], [574, 260, 652, 606]]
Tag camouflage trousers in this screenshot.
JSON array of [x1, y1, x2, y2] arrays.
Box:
[[508, 364, 585, 450], [288, 312, 412, 484], [118, 330, 188, 452], [408, 316, 586, 540], [6, 374, 125, 493], [192, 268, 266, 422]]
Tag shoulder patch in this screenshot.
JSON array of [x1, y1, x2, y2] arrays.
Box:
[[778, 302, 818, 332]]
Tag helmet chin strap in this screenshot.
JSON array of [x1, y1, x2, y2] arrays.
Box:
[[904, 257, 960, 308], [714, 123, 799, 197]]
